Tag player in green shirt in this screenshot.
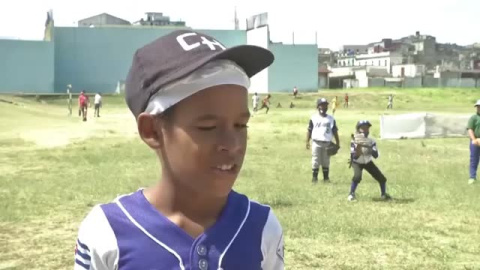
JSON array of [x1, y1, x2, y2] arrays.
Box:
[[467, 100, 480, 184]]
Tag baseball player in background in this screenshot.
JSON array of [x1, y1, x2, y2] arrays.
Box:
[[78, 90, 89, 122], [94, 93, 102, 117], [252, 92, 260, 113], [467, 99, 480, 184], [67, 84, 73, 116], [259, 94, 271, 114], [74, 30, 283, 270], [348, 120, 391, 201], [331, 96, 339, 115], [306, 98, 340, 183], [387, 94, 394, 110]]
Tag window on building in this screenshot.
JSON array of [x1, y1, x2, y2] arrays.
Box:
[[378, 60, 381, 66], [385, 60, 388, 66]]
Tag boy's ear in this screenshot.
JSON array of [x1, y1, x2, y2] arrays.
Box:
[[137, 113, 164, 149]]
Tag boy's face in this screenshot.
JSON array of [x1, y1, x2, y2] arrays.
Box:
[[157, 85, 249, 198], [476, 105, 480, 114], [359, 125, 370, 133], [318, 103, 328, 113]]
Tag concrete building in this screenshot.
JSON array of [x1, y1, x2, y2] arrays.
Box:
[[337, 53, 355, 67], [341, 45, 368, 54], [318, 48, 334, 66], [392, 64, 426, 78], [134, 12, 186, 27], [356, 52, 404, 73], [0, 19, 318, 94], [78, 13, 131, 27], [318, 66, 330, 89]]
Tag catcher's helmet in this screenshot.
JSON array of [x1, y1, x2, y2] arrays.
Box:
[[356, 120, 372, 130]]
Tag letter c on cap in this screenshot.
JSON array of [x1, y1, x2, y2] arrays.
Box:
[[177, 32, 226, 51], [177, 33, 201, 51]]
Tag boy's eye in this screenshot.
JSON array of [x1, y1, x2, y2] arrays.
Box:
[[197, 126, 216, 131], [235, 124, 249, 129]]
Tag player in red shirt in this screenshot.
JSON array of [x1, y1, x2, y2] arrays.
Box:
[[344, 93, 349, 108], [78, 91, 89, 121], [259, 94, 271, 114]]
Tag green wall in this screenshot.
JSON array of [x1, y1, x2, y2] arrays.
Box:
[[268, 44, 318, 92], [54, 27, 247, 93], [0, 40, 54, 93]]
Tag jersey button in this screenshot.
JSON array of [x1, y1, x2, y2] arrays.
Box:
[[196, 245, 207, 256], [198, 259, 208, 270]]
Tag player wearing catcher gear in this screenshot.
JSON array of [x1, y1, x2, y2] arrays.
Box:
[[466, 99, 480, 184], [74, 30, 284, 270], [306, 98, 340, 183], [348, 120, 391, 201]]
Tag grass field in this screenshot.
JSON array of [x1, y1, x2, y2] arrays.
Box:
[[1, 88, 479, 269]]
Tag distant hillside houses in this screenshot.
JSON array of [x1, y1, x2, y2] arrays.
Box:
[[318, 31, 480, 89]]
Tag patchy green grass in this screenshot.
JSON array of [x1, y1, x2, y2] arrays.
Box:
[[0, 89, 479, 269]]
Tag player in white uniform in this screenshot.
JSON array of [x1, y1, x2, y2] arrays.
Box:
[[306, 98, 340, 183], [74, 30, 284, 270], [252, 92, 260, 113], [94, 93, 102, 117]]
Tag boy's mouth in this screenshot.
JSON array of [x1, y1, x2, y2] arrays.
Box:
[[216, 164, 234, 171], [212, 163, 238, 175]]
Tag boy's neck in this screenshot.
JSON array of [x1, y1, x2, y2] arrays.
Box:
[[143, 176, 229, 234]]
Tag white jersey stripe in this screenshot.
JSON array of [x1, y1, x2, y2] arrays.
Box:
[[115, 199, 186, 270]]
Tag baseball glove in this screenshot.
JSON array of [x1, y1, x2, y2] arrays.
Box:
[[353, 133, 374, 156], [326, 143, 340, 156]]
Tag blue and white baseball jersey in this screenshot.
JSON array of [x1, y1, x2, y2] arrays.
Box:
[[308, 113, 338, 142], [74, 190, 284, 270]]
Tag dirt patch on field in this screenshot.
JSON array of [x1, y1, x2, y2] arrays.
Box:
[[18, 113, 137, 148]]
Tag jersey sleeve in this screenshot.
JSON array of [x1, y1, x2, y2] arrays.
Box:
[[74, 205, 119, 270], [260, 210, 284, 270], [371, 140, 379, 158], [350, 139, 358, 160], [307, 119, 313, 133], [332, 119, 338, 133], [467, 115, 476, 131]]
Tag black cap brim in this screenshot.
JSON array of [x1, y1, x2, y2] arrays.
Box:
[[211, 45, 274, 78]]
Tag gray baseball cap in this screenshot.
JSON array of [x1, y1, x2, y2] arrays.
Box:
[[474, 99, 480, 107], [125, 30, 274, 118]]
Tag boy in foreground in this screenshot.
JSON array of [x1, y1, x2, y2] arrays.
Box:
[[74, 30, 284, 270]]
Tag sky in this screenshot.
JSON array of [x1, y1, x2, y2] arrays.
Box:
[[0, 0, 478, 50]]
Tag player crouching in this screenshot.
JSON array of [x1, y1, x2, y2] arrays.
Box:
[[348, 120, 391, 201]]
